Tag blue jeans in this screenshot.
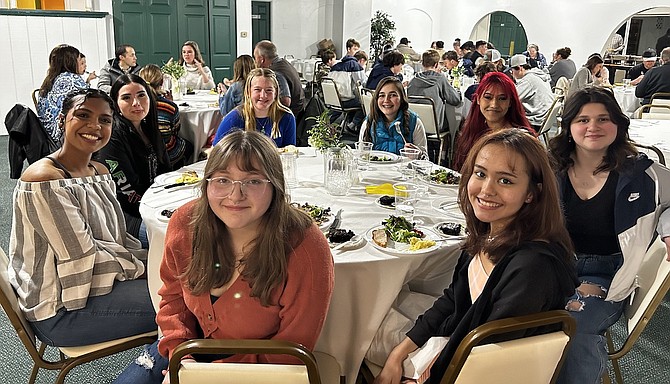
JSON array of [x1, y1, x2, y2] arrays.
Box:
[[30, 279, 157, 346], [556, 253, 625, 384], [139, 221, 150, 249], [114, 339, 168, 384]]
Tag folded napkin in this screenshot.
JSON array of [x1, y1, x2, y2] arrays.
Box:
[[365, 183, 396, 195]]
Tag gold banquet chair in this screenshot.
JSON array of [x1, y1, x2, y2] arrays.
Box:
[[0, 247, 158, 384], [362, 310, 575, 384], [31, 89, 40, 109], [633, 104, 670, 120], [168, 339, 343, 384], [407, 95, 453, 166], [603, 238, 670, 384]]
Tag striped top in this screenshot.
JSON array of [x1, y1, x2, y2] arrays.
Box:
[[8, 174, 146, 321], [467, 254, 491, 303]]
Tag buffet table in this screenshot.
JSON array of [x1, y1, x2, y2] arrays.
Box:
[[177, 90, 222, 162], [139, 148, 464, 383]]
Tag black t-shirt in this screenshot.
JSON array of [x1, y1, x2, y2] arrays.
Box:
[[564, 171, 621, 255], [627, 63, 653, 80]]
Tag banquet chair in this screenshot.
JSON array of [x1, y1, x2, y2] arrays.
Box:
[[0, 247, 158, 384], [31, 89, 39, 109], [407, 95, 451, 165], [361, 310, 575, 384], [321, 77, 362, 131], [553, 77, 571, 97], [633, 143, 666, 165], [613, 70, 626, 85], [168, 339, 343, 384], [538, 95, 564, 146], [360, 88, 373, 118], [603, 238, 670, 384], [633, 104, 670, 120]]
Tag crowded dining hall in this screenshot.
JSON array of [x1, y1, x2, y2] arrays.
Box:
[[1, 1, 670, 383]]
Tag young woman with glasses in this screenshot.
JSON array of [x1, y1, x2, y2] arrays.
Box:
[[114, 130, 334, 384]]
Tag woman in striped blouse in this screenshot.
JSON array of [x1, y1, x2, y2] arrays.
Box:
[[8, 88, 156, 346]]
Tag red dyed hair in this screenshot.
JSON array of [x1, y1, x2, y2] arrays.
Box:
[[453, 72, 533, 170]]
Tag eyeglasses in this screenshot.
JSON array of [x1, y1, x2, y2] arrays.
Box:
[[206, 177, 271, 198]]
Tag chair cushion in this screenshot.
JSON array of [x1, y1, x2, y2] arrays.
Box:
[[59, 331, 158, 357]]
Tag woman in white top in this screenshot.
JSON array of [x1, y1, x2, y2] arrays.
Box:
[[179, 40, 215, 90]]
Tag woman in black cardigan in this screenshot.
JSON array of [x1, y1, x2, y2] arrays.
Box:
[[374, 129, 578, 384]]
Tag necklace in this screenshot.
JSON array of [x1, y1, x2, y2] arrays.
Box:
[[255, 117, 270, 133]]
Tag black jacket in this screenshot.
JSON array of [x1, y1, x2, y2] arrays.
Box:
[[5, 104, 59, 179], [635, 62, 670, 105], [406, 241, 579, 383]]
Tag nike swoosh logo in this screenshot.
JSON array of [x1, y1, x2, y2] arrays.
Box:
[[628, 193, 640, 202]]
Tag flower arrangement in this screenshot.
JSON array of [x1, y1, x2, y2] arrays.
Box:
[[161, 58, 185, 80], [307, 109, 343, 151]]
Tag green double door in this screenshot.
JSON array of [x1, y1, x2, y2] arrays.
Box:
[[488, 11, 528, 58], [113, 0, 236, 82]]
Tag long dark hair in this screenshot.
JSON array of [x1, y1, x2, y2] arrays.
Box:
[[110, 74, 170, 170], [185, 131, 313, 305], [548, 86, 637, 175], [454, 72, 533, 170], [39, 44, 81, 97], [363, 76, 412, 142], [459, 129, 574, 263]]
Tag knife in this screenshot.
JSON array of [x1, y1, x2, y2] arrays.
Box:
[[328, 209, 343, 235]]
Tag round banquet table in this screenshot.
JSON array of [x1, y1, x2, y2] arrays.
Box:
[[176, 90, 222, 162], [139, 147, 464, 383], [613, 85, 641, 117]]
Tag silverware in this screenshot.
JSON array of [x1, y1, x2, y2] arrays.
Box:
[[394, 122, 408, 145], [328, 209, 343, 235]]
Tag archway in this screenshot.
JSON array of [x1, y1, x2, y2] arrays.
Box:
[[470, 11, 528, 58]]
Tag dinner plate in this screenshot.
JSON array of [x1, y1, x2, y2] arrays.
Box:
[[364, 226, 441, 255], [431, 197, 461, 216], [328, 233, 366, 251], [433, 221, 468, 240], [155, 204, 183, 223], [422, 166, 461, 188], [292, 203, 334, 230], [153, 171, 202, 187], [365, 150, 401, 164], [375, 196, 396, 210]]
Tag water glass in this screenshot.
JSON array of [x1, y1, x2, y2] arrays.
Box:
[[623, 78, 631, 90], [393, 182, 420, 222], [355, 141, 373, 171], [179, 78, 187, 97], [280, 152, 297, 188], [399, 148, 421, 180], [410, 160, 434, 182]]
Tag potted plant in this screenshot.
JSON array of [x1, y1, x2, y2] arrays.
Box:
[[307, 109, 354, 192], [370, 11, 396, 62], [307, 109, 343, 151]]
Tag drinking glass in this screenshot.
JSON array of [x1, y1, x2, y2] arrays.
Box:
[[355, 141, 373, 171], [399, 148, 421, 180], [410, 160, 434, 182], [623, 78, 631, 90], [280, 152, 297, 188], [393, 182, 420, 223]]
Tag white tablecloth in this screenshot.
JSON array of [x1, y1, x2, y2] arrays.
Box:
[[613, 86, 641, 117], [139, 148, 463, 383], [177, 91, 222, 162], [628, 119, 670, 162]]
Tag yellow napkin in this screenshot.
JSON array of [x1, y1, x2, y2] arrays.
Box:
[[365, 183, 396, 195]]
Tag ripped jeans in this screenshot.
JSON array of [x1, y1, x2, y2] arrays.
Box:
[[556, 253, 625, 384], [113, 339, 168, 384]]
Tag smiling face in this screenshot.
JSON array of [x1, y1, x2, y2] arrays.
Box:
[[377, 83, 402, 121], [478, 85, 511, 127], [249, 75, 277, 115], [467, 143, 532, 235], [182, 45, 196, 64], [570, 102, 618, 157], [62, 96, 113, 154], [77, 56, 87, 75], [116, 82, 150, 128], [207, 159, 273, 236]]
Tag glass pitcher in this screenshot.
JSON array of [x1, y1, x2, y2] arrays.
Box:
[[324, 147, 353, 196]]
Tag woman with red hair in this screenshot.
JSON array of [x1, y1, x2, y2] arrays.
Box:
[[453, 72, 534, 170]]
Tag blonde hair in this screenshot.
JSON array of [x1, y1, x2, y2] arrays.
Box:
[[138, 64, 164, 96], [240, 68, 292, 139]]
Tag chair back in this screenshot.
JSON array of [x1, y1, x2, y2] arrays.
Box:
[[634, 143, 666, 165], [321, 78, 343, 110], [613, 70, 626, 85], [360, 89, 373, 117], [538, 95, 564, 145], [169, 339, 341, 384], [32, 89, 40, 109], [554, 77, 570, 96], [440, 310, 575, 384], [407, 96, 439, 136], [635, 104, 670, 119]]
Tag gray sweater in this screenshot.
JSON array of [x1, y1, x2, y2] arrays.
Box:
[[407, 70, 461, 132]]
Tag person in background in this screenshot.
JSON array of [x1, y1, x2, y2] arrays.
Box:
[[608, 33, 624, 55], [453, 38, 462, 58], [548, 47, 577, 88], [9, 88, 155, 348], [366, 51, 405, 90], [113, 130, 334, 384], [459, 40, 476, 77], [77, 53, 97, 85], [464, 61, 497, 102], [219, 54, 255, 117], [509, 54, 554, 131], [396, 37, 421, 62], [568, 53, 605, 96], [407, 49, 461, 133], [346, 38, 361, 57], [213, 68, 296, 148], [360, 76, 427, 155], [354, 50, 369, 76], [441, 50, 459, 74], [98, 74, 171, 249], [655, 28, 670, 55], [37, 44, 88, 143], [636, 47, 670, 105], [179, 40, 215, 90], [329, 46, 368, 132], [470, 40, 488, 66], [139, 64, 194, 169], [522, 43, 548, 69], [453, 72, 534, 171], [627, 48, 657, 86], [549, 87, 670, 384], [433, 40, 446, 59], [485, 49, 507, 73], [315, 50, 335, 85], [373, 129, 578, 384], [98, 44, 141, 94]]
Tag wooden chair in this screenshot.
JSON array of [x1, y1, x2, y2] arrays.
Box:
[[31, 89, 40, 109], [362, 311, 575, 384], [634, 142, 666, 165], [168, 339, 343, 384], [0, 247, 158, 384], [321, 77, 362, 131], [603, 238, 670, 384], [538, 95, 564, 146], [408, 95, 451, 165]]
